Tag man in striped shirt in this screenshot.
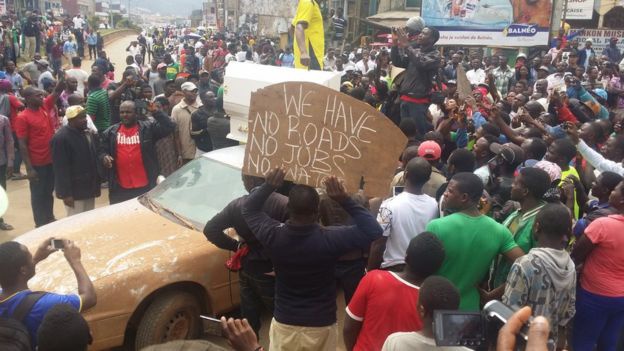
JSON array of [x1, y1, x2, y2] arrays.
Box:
[[85, 74, 110, 133]]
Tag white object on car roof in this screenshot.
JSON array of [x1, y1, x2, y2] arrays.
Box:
[[223, 61, 342, 142]]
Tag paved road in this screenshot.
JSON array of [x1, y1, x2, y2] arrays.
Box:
[[3, 34, 350, 350], [0, 34, 139, 242]]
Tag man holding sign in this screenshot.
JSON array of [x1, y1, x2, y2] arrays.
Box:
[[242, 167, 382, 351], [292, 0, 324, 70]]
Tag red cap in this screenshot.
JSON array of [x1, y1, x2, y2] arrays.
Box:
[[418, 141, 442, 161]]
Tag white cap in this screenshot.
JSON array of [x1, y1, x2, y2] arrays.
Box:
[[181, 82, 198, 91]]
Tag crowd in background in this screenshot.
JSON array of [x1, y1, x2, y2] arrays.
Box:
[[0, 1, 623, 349]]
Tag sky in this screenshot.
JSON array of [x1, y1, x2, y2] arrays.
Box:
[[132, 0, 201, 17]]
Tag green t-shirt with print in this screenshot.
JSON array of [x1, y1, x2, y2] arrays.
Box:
[[426, 212, 518, 311]]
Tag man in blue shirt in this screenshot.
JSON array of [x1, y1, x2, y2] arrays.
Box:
[[0, 239, 96, 347], [86, 31, 98, 60], [242, 167, 382, 350]]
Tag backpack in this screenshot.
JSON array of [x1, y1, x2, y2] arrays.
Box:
[[0, 292, 45, 351]]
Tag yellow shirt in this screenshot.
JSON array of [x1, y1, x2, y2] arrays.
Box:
[[292, 0, 324, 70], [560, 167, 580, 219]]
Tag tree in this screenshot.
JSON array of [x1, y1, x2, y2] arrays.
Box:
[[87, 15, 100, 31]]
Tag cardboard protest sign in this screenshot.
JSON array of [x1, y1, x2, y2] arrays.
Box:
[[243, 82, 407, 197]]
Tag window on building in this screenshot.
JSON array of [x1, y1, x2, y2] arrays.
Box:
[[405, 0, 421, 9]]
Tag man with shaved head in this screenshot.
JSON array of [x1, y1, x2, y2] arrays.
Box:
[[99, 100, 175, 204], [368, 157, 439, 271]]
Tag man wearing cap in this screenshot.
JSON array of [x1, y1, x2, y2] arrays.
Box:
[[419, 141, 447, 198], [293, 0, 324, 70], [99, 100, 175, 204], [368, 157, 439, 271], [391, 20, 441, 136], [36, 60, 53, 91], [578, 39, 595, 71], [19, 53, 42, 86], [603, 37, 622, 64], [153, 63, 168, 96], [15, 87, 56, 227], [172, 82, 201, 164], [51, 105, 100, 216]]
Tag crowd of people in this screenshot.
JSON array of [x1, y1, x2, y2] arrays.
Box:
[[0, 0, 622, 349]]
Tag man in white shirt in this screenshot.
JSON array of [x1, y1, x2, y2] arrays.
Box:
[[126, 41, 142, 57], [324, 48, 337, 71], [368, 157, 439, 271], [65, 57, 88, 96], [355, 49, 376, 74], [36, 60, 54, 90], [466, 58, 486, 85], [72, 15, 84, 30], [546, 61, 568, 96]]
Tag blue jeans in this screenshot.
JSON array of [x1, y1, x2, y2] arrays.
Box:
[[400, 100, 432, 136], [239, 269, 275, 335], [573, 287, 624, 351], [29, 164, 55, 227]]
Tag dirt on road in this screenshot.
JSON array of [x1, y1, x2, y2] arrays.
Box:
[[1, 34, 141, 242]]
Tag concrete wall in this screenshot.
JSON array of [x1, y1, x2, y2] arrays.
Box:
[[237, 0, 296, 36]]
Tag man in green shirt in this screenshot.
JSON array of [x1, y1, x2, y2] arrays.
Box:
[[426, 172, 524, 311], [85, 75, 111, 133], [489, 167, 551, 296], [163, 53, 180, 80]]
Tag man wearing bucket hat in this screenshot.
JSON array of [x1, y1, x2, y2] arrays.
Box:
[[51, 105, 100, 216]]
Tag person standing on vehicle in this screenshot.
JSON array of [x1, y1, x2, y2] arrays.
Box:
[[242, 167, 383, 350], [204, 174, 288, 336], [172, 82, 201, 164], [15, 87, 56, 227], [99, 100, 175, 204], [293, 0, 324, 70], [51, 106, 100, 217], [0, 238, 97, 348], [190, 90, 214, 156], [391, 23, 441, 136]]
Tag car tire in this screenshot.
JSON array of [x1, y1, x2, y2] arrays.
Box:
[[135, 291, 202, 350]]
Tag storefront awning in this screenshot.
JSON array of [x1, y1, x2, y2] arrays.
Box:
[[364, 10, 421, 29]]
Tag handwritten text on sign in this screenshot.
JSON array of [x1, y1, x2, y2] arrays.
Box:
[[243, 82, 407, 197]]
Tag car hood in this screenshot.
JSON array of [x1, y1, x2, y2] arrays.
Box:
[[16, 198, 209, 294]]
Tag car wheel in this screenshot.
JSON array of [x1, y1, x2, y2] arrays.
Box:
[[135, 291, 202, 350]]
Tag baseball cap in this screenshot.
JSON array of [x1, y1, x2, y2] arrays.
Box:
[[418, 141, 442, 161], [516, 53, 527, 59], [406, 16, 425, 33], [180, 82, 198, 91], [447, 79, 457, 85], [490, 143, 525, 167], [65, 105, 86, 120], [157, 63, 167, 69], [37, 59, 49, 66]]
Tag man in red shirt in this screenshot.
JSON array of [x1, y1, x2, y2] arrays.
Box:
[[99, 100, 175, 204], [343, 232, 445, 351], [15, 87, 56, 227]]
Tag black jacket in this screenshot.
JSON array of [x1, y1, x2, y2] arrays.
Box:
[[51, 126, 101, 200], [98, 110, 175, 191], [391, 44, 441, 99]]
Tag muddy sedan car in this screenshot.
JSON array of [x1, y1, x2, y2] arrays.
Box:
[[16, 145, 247, 350]]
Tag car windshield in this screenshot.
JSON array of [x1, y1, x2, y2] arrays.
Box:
[[145, 157, 246, 228]]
